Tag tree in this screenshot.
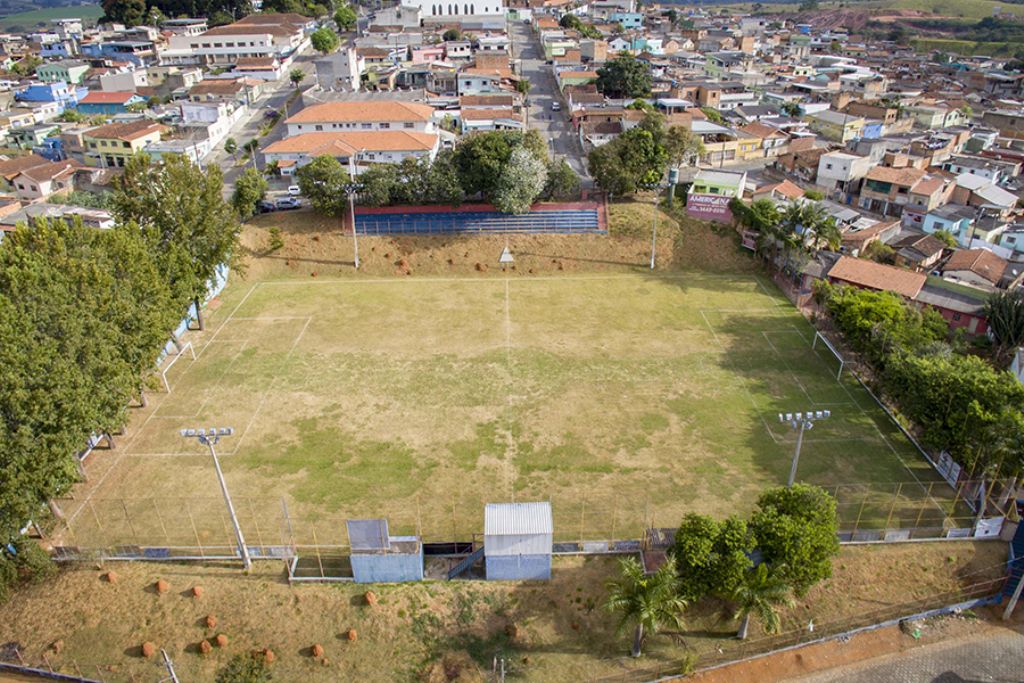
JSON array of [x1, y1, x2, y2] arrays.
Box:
[[671, 514, 753, 602], [233, 167, 268, 220], [515, 77, 531, 96], [863, 239, 895, 265], [216, 654, 272, 683], [334, 4, 357, 30], [224, 137, 238, 159], [424, 150, 465, 206], [986, 290, 1024, 359], [596, 53, 652, 99], [749, 485, 839, 596], [543, 159, 580, 200], [588, 127, 668, 196], [780, 101, 802, 118], [112, 153, 239, 331], [932, 229, 957, 248], [453, 130, 547, 199], [700, 106, 724, 123], [494, 147, 547, 214], [605, 556, 687, 658], [442, 27, 461, 41], [102, 0, 146, 26], [664, 126, 705, 168], [310, 26, 340, 54], [289, 68, 306, 88], [355, 163, 399, 207], [728, 564, 793, 639], [295, 155, 349, 216]]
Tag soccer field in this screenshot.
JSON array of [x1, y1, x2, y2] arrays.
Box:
[[63, 271, 963, 552]]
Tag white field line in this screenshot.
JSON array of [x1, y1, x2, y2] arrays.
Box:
[[196, 281, 261, 359], [150, 339, 250, 420]]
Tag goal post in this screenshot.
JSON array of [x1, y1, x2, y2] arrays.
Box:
[[812, 331, 845, 381], [160, 341, 196, 392]]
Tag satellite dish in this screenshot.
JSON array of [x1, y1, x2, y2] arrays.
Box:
[[499, 246, 514, 264]]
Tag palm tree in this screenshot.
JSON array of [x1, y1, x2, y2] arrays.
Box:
[[728, 563, 793, 640], [605, 556, 687, 657]]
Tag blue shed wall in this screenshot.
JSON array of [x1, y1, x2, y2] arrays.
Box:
[[351, 551, 424, 583], [486, 554, 551, 581]]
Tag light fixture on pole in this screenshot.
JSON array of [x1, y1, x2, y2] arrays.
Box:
[[778, 410, 831, 487], [642, 180, 667, 270], [179, 427, 251, 570]]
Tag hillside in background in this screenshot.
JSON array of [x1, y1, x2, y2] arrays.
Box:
[[0, 2, 101, 26]]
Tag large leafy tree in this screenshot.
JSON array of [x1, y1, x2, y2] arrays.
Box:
[[605, 556, 687, 658], [102, 0, 147, 26], [334, 3, 357, 30], [728, 564, 793, 639], [596, 53, 653, 98], [295, 155, 350, 216], [588, 127, 668, 196], [452, 130, 547, 199], [543, 159, 580, 200], [310, 26, 340, 54], [0, 218, 178, 541], [671, 513, 752, 601], [664, 126, 705, 168], [494, 147, 547, 214], [113, 153, 239, 331], [233, 167, 269, 220], [749, 484, 839, 596]]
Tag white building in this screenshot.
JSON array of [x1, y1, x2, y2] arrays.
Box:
[[262, 130, 440, 175], [100, 68, 149, 92], [816, 151, 871, 198], [408, 0, 506, 20], [172, 13, 310, 68]]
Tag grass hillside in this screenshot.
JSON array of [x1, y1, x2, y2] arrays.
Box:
[[0, 4, 103, 31]]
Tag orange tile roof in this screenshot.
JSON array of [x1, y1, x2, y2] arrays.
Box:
[[740, 121, 785, 138], [263, 130, 438, 155], [864, 165, 927, 187], [944, 248, 1007, 284], [85, 120, 168, 142], [755, 179, 804, 200], [286, 101, 434, 124], [79, 91, 138, 104], [828, 255, 927, 298], [0, 153, 52, 180]]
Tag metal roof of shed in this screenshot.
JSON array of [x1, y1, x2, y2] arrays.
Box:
[[485, 502, 552, 536]]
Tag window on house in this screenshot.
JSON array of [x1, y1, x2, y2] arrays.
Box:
[[404, 122, 414, 129], [952, 313, 961, 321], [362, 123, 372, 129], [315, 124, 323, 131], [214, 43, 222, 48], [380, 123, 390, 129], [30, 185, 36, 191], [16, 184, 23, 190], [826, 163, 833, 170]]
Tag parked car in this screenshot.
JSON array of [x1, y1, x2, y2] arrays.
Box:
[[550, 101, 562, 111], [275, 197, 301, 210], [288, 185, 302, 196], [257, 200, 276, 213]]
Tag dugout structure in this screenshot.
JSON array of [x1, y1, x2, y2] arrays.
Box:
[[484, 502, 553, 581], [347, 518, 423, 584]]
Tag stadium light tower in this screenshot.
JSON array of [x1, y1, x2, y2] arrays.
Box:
[[346, 151, 366, 270], [778, 410, 831, 487], [179, 427, 251, 571]]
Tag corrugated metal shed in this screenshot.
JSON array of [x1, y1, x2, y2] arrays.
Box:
[[485, 502, 553, 536]]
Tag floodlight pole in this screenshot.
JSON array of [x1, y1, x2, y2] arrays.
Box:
[[347, 154, 362, 270], [180, 427, 251, 571], [650, 187, 659, 270], [779, 411, 831, 487]]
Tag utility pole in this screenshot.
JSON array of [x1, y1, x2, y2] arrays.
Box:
[[345, 152, 362, 270], [779, 411, 831, 487], [179, 427, 251, 570]]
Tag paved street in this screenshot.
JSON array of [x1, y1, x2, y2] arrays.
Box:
[[792, 630, 1024, 683], [509, 19, 590, 183]]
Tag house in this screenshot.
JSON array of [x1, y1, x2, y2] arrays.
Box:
[[900, 175, 955, 230], [889, 231, 947, 271], [179, 13, 310, 70], [76, 91, 145, 115], [941, 248, 1018, 290], [840, 219, 901, 255], [804, 109, 864, 143], [857, 166, 928, 217], [285, 101, 435, 136], [687, 169, 746, 223], [816, 151, 871, 201], [752, 179, 804, 203], [9, 159, 78, 201], [0, 203, 114, 231], [99, 68, 148, 93], [914, 278, 989, 335], [15, 81, 86, 113], [951, 173, 1019, 216], [0, 153, 52, 191], [83, 120, 168, 168], [188, 78, 262, 105], [261, 130, 440, 175], [36, 60, 89, 85], [906, 103, 966, 130], [827, 255, 927, 299], [921, 203, 977, 247]]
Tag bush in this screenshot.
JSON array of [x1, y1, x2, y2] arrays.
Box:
[[0, 540, 56, 603], [672, 513, 752, 601], [216, 654, 272, 683]]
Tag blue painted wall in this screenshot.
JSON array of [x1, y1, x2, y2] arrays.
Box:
[[486, 554, 551, 581]]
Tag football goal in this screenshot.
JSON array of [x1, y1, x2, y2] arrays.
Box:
[[811, 331, 845, 381]]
